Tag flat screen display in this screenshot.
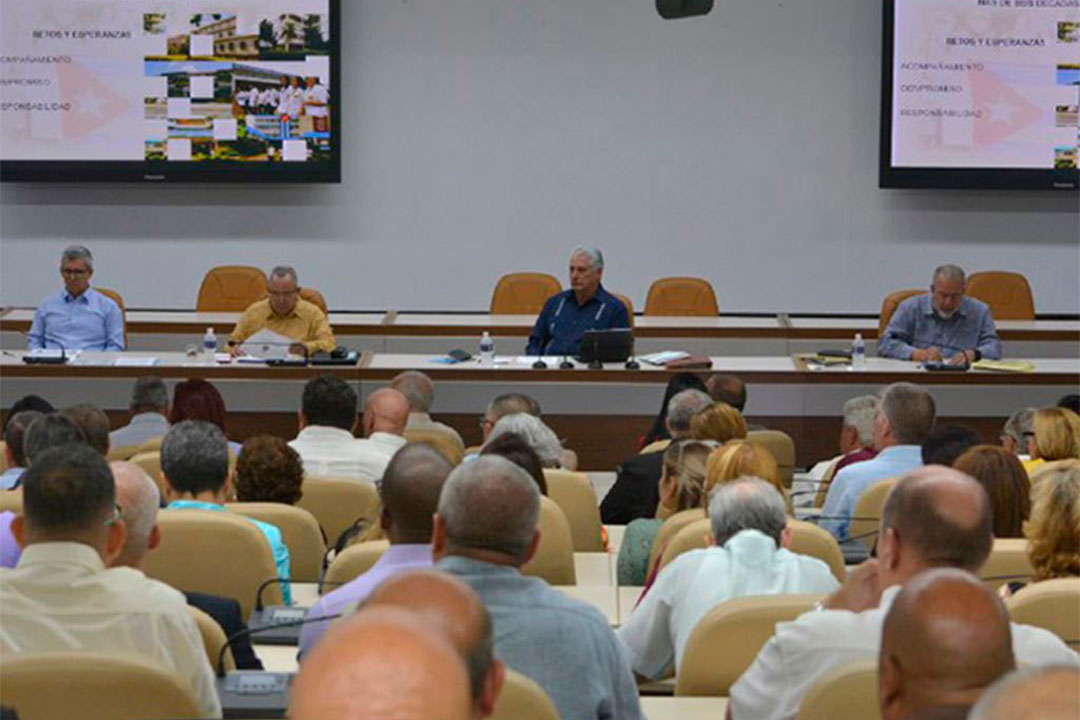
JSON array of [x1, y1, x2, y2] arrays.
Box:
[[881, 0, 1079, 190], [1, 0, 340, 182]]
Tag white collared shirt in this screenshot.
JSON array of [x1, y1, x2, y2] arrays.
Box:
[[290, 426, 405, 482], [0, 542, 222, 718]]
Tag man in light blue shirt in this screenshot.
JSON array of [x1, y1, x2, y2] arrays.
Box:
[[820, 383, 936, 541], [878, 264, 1001, 364], [109, 377, 170, 450], [434, 456, 643, 720], [160, 420, 291, 604], [28, 245, 124, 351]]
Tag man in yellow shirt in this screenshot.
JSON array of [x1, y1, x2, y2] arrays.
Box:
[[227, 266, 335, 357]]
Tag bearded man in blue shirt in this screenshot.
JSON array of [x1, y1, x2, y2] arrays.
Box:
[[28, 245, 124, 351]]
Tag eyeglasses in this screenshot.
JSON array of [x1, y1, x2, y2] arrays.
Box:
[[61, 268, 89, 277], [104, 503, 122, 527]]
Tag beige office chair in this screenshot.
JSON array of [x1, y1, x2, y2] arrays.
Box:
[[490, 273, 562, 315], [676, 594, 825, 696], [848, 477, 897, 551], [298, 286, 329, 315], [788, 519, 847, 583], [491, 669, 561, 720], [795, 659, 881, 720], [404, 429, 465, 466], [106, 444, 142, 461], [0, 441, 6, 472], [640, 439, 672, 455], [188, 604, 235, 673], [323, 539, 392, 591], [521, 496, 577, 585], [748, 430, 796, 487], [96, 287, 128, 349], [644, 277, 720, 316], [144, 508, 283, 619], [1005, 577, 1080, 648], [980, 537, 1035, 591], [135, 436, 165, 454], [543, 469, 604, 551], [196, 265, 268, 311], [296, 476, 381, 550], [813, 458, 842, 508], [878, 289, 925, 338], [0, 652, 203, 720], [657, 517, 711, 572], [226, 502, 327, 582], [0, 489, 23, 514], [966, 271, 1035, 320], [615, 293, 635, 328], [129, 450, 167, 498], [645, 508, 706, 581]]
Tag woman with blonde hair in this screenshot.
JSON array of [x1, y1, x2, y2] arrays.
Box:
[[690, 402, 748, 444], [1024, 407, 1080, 474], [1025, 459, 1080, 583], [705, 440, 787, 507]]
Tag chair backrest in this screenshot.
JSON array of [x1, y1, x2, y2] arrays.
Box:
[[1005, 577, 1080, 648], [658, 517, 711, 572], [676, 594, 825, 696], [646, 508, 706, 580], [748, 430, 796, 487], [521, 496, 576, 585], [129, 450, 167, 498], [849, 477, 897, 550], [795, 659, 881, 720], [323, 539, 391, 590], [0, 441, 6, 472], [639, 438, 671, 455], [615, 292, 635, 328], [196, 265, 268, 311], [490, 273, 562, 315], [491, 669, 561, 720], [136, 436, 165, 454], [106, 444, 142, 461], [644, 277, 720, 316], [543, 469, 604, 551], [966, 271, 1035, 320], [404, 430, 465, 466], [787, 519, 847, 582], [188, 604, 235, 673], [980, 537, 1035, 591], [144, 508, 282, 619], [226, 502, 327, 582], [878, 289, 925, 338], [95, 287, 128, 348], [0, 489, 23, 514], [296, 476, 382, 550], [813, 459, 842, 508], [299, 287, 329, 315], [0, 651, 203, 720]]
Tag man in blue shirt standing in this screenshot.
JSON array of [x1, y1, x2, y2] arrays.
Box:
[[526, 246, 630, 356], [878, 264, 1000, 364], [28, 245, 124, 351]]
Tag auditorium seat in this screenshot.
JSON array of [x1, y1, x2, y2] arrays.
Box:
[[521, 496, 576, 585], [645, 508, 705, 580], [323, 539, 391, 592], [966, 270, 1036, 320], [644, 277, 720, 316], [491, 669, 561, 720], [226, 502, 327, 582], [106, 444, 142, 462], [296, 476, 381, 550], [96, 287, 128, 349], [143, 508, 283, 619], [188, 604, 235, 673], [1004, 577, 1080, 648], [813, 458, 842, 507], [404, 429, 465, 466], [748, 429, 796, 487], [129, 450, 166, 498], [543, 469, 605, 551], [615, 293, 636, 327], [196, 265, 268, 312], [0, 651, 203, 720], [980, 537, 1034, 591], [489, 273, 562, 315], [795, 659, 881, 720], [848, 477, 897, 550], [0, 489, 23, 514], [675, 594, 825, 696], [299, 286, 329, 315], [135, 436, 164, 454], [878, 289, 925, 337]]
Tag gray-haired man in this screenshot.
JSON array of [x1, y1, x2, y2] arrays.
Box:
[[227, 265, 335, 357], [29, 245, 124, 351], [109, 376, 170, 449]]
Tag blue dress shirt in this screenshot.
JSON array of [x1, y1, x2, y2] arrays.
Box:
[[28, 288, 125, 351], [878, 294, 1001, 361], [0, 468, 25, 491], [819, 445, 924, 541], [526, 285, 630, 356]]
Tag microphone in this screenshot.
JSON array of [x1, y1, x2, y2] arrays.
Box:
[[532, 357, 548, 369], [217, 612, 342, 677], [17, 330, 68, 364], [559, 355, 574, 370], [587, 332, 602, 370]]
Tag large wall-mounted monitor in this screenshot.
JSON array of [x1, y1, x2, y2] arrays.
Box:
[[881, 0, 1078, 190], [1, 0, 340, 183]]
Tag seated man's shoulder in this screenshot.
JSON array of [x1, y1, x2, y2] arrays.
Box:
[[1011, 622, 1080, 666], [773, 603, 880, 659], [109, 566, 191, 609]]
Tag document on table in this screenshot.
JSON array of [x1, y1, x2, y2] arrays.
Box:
[[240, 329, 295, 360], [113, 356, 159, 367]]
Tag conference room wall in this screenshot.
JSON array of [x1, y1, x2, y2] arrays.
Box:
[[1, 0, 1077, 315]]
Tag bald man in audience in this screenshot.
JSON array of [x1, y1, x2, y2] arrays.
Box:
[[351, 387, 411, 479], [391, 370, 466, 453], [879, 569, 1015, 720], [289, 607, 472, 720], [967, 666, 1080, 720], [727, 466, 1078, 720], [365, 570, 506, 719]]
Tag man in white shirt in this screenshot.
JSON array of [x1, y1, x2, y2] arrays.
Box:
[[726, 466, 1079, 720], [109, 375, 170, 450], [391, 370, 465, 454], [0, 444, 221, 718], [618, 478, 839, 679], [301, 75, 329, 132], [354, 388, 410, 480]]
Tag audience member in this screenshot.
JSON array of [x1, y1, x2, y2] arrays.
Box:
[[602, 388, 712, 525], [391, 370, 466, 453], [234, 435, 304, 505], [168, 378, 241, 455], [619, 478, 838, 678], [484, 413, 563, 468], [161, 420, 291, 604], [921, 425, 982, 466], [354, 387, 411, 479], [967, 666, 1080, 720], [109, 376, 170, 449], [1024, 407, 1080, 474], [640, 373, 709, 449], [299, 444, 453, 656], [289, 608, 472, 720], [616, 439, 715, 586], [1, 411, 43, 489], [480, 433, 548, 494], [691, 401, 749, 443], [27, 245, 124, 351], [227, 266, 335, 357], [707, 373, 765, 430], [821, 382, 935, 541], [0, 445, 220, 717], [0, 511, 19, 568], [878, 569, 1015, 720], [999, 407, 1035, 457], [475, 393, 579, 469], [23, 413, 86, 467], [1057, 393, 1080, 415], [833, 395, 880, 473], [4, 394, 55, 423], [706, 440, 786, 500], [727, 466, 1077, 720], [61, 403, 111, 457], [953, 446, 1030, 538], [434, 456, 644, 720], [1022, 460, 1079, 584], [289, 375, 366, 479]]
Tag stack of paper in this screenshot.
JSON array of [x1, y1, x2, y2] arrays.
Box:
[[972, 359, 1036, 373]]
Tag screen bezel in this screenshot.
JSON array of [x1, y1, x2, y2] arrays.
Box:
[[1, 0, 341, 184]]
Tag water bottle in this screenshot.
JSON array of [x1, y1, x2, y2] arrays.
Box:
[[851, 332, 866, 370], [479, 331, 495, 367], [202, 327, 217, 364]]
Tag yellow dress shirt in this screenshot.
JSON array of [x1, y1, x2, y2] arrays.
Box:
[[228, 298, 336, 354]]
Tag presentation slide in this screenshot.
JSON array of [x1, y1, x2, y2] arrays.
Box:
[[0, 0, 332, 165], [891, 0, 1079, 171]]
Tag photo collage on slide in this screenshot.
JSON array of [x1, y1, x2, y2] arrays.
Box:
[[1054, 20, 1078, 169], [143, 10, 330, 163]]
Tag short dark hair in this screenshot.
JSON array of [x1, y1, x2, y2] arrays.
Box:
[[1058, 394, 1080, 415], [708, 374, 747, 412], [5, 395, 54, 431], [24, 414, 86, 465], [160, 420, 229, 495], [480, 432, 548, 495], [4, 411, 44, 467], [131, 376, 169, 413], [61, 404, 111, 457], [381, 444, 454, 543], [235, 435, 305, 505], [921, 425, 982, 466], [301, 375, 357, 430], [22, 444, 115, 533]]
